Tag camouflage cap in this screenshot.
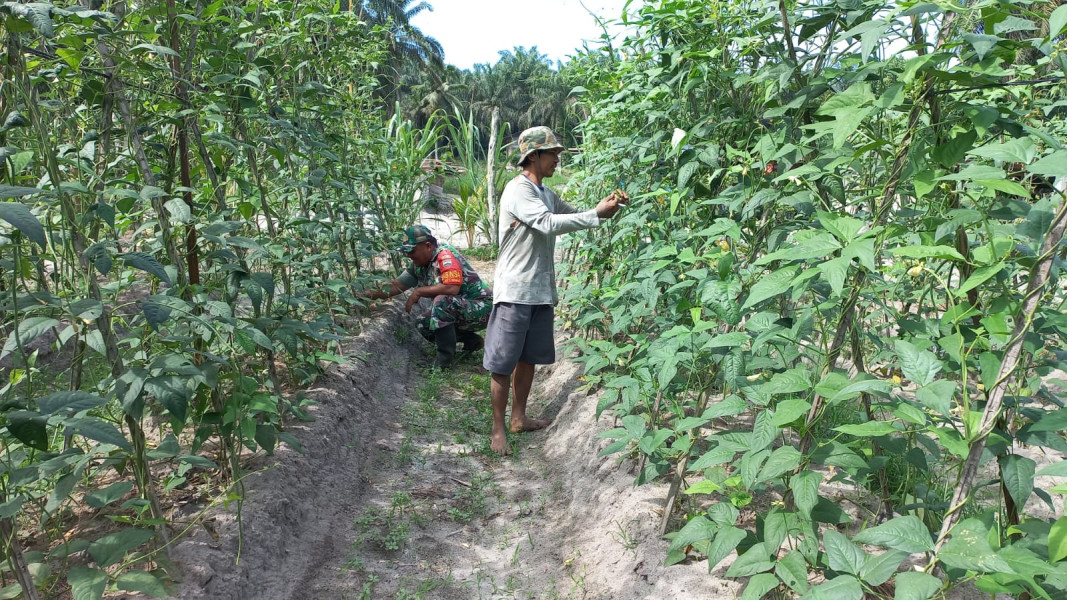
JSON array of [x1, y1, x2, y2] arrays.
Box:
[[396, 224, 434, 253], [517, 126, 565, 166]]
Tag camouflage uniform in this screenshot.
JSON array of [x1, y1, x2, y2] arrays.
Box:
[[397, 242, 493, 340]]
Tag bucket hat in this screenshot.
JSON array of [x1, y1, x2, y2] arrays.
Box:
[[517, 126, 565, 166]]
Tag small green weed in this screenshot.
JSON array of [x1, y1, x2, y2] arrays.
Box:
[[448, 473, 494, 523], [354, 501, 417, 552]]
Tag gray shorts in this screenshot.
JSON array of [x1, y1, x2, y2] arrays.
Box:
[[482, 303, 555, 374]]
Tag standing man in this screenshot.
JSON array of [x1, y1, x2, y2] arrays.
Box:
[[484, 126, 626, 454], [363, 224, 493, 368]]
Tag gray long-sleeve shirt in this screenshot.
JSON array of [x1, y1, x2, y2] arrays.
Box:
[[493, 175, 600, 305]]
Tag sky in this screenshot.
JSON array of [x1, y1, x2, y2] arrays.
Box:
[[409, 0, 638, 71]]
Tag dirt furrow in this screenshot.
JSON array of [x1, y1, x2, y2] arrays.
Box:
[[171, 305, 731, 599]]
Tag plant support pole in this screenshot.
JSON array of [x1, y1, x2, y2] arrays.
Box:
[[931, 192, 1067, 560]]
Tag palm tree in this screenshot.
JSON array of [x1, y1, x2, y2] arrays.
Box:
[[467, 47, 580, 144], [355, 0, 445, 113]]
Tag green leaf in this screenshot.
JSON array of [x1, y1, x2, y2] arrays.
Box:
[[7, 410, 49, 450], [742, 266, 799, 310], [726, 542, 775, 577], [638, 429, 672, 455], [999, 454, 1036, 509], [751, 411, 775, 452], [886, 245, 966, 262], [741, 449, 770, 487], [85, 481, 135, 509], [932, 129, 977, 168], [764, 368, 813, 396], [703, 331, 749, 350], [1037, 461, 1067, 477], [939, 518, 1013, 573], [817, 212, 867, 244], [955, 262, 1005, 297], [142, 299, 172, 331], [893, 571, 942, 600], [674, 416, 710, 432], [740, 573, 780, 600], [994, 16, 1037, 35], [0, 200, 46, 247], [977, 178, 1030, 198], [689, 446, 736, 471], [114, 571, 168, 597], [852, 515, 934, 553], [755, 231, 841, 265], [776, 550, 810, 593], [1028, 408, 1067, 433], [818, 256, 850, 297], [68, 298, 103, 321], [830, 378, 892, 403], [824, 530, 866, 576], [915, 380, 956, 417], [772, 399, 810, 426], [833, 422, 899, 437], [668, 516, 718, 552], [800, 575, 862, 600], [968, 138, 1037, 164], [1, 316, 60, 361], [810, 442, 868, 470], [1029, 151, 1067, 178], [163, 197, 191, 223], [684, 480, 721, 495], [0, 495, 25, 520], [239, 324, 274, 352], [1050, 4, 1067, 39], [38, 391, 107, 416], [145, 376, 190, 425], [68, 566, 107, 600], [913, 169, 937, 199], [63, 417, 130, 451], [963, 33, 1002, 60], [941, 163, 1007, 182], [895, 340, 942, 386], [707, 502, 739, 527], [707, 525, 748, 570], [762, 508, 789, 551], [860, 550, 907, 586], [1049, 516, 1067, 563], [997, 545, 1053, 577], [812, 497, 852, 525], [791, 471, 822, 518], [759, 446, 802, 482], [131, 43, 181, 58], [816, 83, 873, 116], [88, 528, 155, 568], [120, 252, 172, 285], [702, 395, 748, 419]]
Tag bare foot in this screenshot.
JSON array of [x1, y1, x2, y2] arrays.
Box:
[[509, 416, 551, 433], [490, 429, 510, 455]]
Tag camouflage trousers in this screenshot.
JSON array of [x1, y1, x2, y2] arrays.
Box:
[[417, 294, 492, 341]]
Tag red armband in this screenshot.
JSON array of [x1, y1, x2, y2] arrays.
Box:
[[437, 250, 463, 285]]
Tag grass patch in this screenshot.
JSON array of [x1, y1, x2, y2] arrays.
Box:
[[461, 244, 498, 261], [405, 366, 492, 451]]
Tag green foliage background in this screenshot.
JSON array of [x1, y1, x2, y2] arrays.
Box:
[[559, 0, 1067, 598], [1, 0, 1066, 597]]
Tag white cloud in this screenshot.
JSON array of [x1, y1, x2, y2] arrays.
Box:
[[410, 0, 637, 70]]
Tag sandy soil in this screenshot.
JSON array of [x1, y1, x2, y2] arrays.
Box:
[[168, 298, 737, 599]]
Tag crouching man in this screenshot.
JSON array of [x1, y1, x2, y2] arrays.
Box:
[[362, 225, 492, 368]]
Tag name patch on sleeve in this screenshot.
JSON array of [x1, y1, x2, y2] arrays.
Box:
[[437, 250, 463, 285]]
